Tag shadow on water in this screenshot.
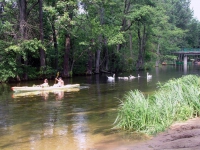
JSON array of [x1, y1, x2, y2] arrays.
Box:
[[1, 65, 200, 149]]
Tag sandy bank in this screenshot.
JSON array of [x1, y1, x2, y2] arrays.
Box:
[[130, 117, 200, 150]]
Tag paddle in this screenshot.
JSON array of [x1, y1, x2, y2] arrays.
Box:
[[55, 72, 59, 83]]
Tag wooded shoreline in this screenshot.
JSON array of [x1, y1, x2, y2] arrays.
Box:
[[0, 1, 199, 83]]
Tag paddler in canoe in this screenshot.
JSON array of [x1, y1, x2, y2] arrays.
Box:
[[40, 79, 49, 87], [33, 79, 49, 87], [54, 77, 64, 87]]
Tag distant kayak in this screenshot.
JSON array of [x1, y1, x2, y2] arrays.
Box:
[[11, 84, 80, 92]]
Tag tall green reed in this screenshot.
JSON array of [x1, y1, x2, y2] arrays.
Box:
[[114, 75, 200, 134]]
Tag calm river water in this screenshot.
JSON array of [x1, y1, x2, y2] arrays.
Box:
[[0, 65, 200, 150]]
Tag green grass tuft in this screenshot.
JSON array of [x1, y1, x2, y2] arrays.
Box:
[[114, 75, 200, 134]]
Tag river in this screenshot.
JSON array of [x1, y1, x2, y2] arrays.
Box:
[[0, 64, 199, 150]]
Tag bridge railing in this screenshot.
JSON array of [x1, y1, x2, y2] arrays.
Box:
[[181, 48, 200, 51]]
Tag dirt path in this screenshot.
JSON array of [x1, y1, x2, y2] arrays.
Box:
[[130, 117, 200, 150]]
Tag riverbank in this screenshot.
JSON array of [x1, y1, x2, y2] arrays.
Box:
[[129, 117, 200, 150]]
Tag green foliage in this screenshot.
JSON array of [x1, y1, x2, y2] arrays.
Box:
[[38, 66, 55, 79], [5, 39, 44, 59], [0, 56, 17, 82], [5, 45, 20, 51], [25, 66, 38, 79], [131, 5, 155, 21], [107, 31, 125, 46], [0, 0, 198, 81], [185, 19, 200, 48], [103, 25, 125, 46], [143, 62, 154, 70], [0, 39, 45, 81], [22, 39, 45, 52], [160, 55, 176, 63], [114, 75, 200, 134], [127, 57, 133, 65], [0, 70, 15, 82], [111, 52, 126, 72], [0, 21, 13, 34], [21, 39, 45, 60], [43, 5, 57, 17]]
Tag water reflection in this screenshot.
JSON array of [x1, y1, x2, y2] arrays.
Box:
[[41, 91, 49, 100], [54, 91, 64, 100], [11, 88, 80, 100], [147, 77, 152, 83], [184, 64, 188, 74], [72, 109, 88, 149]]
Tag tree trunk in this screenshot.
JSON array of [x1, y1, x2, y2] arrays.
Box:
[[86, 49, 93, 75], [116, 0, 131, 52], [63, 34, 70, 77], [39, 0, 46, 68], [86, 40, 94, 75], [24, 59, 28, 80], [95, 6, 104, 74], [16, 54, 22, 81], [128, 20, 133, 58], [101, 39, 109, 71], [129, 31, 133, 57], [105, 44, 109, 71], [155, 41, 160, 67], [136, 24, 147, 70], [19, 0, 27, 40], [51, 1, 58, 70], [52, 20, 58, 70], [18, 0, 27, 80], [95, 49, 101, 74]]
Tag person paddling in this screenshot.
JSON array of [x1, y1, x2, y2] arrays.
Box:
[[54, 77, 64, 87], [40, 79, 49, 87]]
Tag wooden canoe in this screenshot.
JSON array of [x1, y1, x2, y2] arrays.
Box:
[[11, 84, 80, 92]]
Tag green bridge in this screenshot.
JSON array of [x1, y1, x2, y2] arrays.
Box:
[[180, 48, 200, 51], [173, 48, 200, 65], [173, 48, 200, 54]]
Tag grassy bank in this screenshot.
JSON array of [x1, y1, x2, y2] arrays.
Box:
[[114, 75, 200, 134]]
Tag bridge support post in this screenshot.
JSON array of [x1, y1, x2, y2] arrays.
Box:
[[184, 55, 187, 65], [184, 55, 188, 74]]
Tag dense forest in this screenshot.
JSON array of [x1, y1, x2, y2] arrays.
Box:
[[0, 0, 199, 82]]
